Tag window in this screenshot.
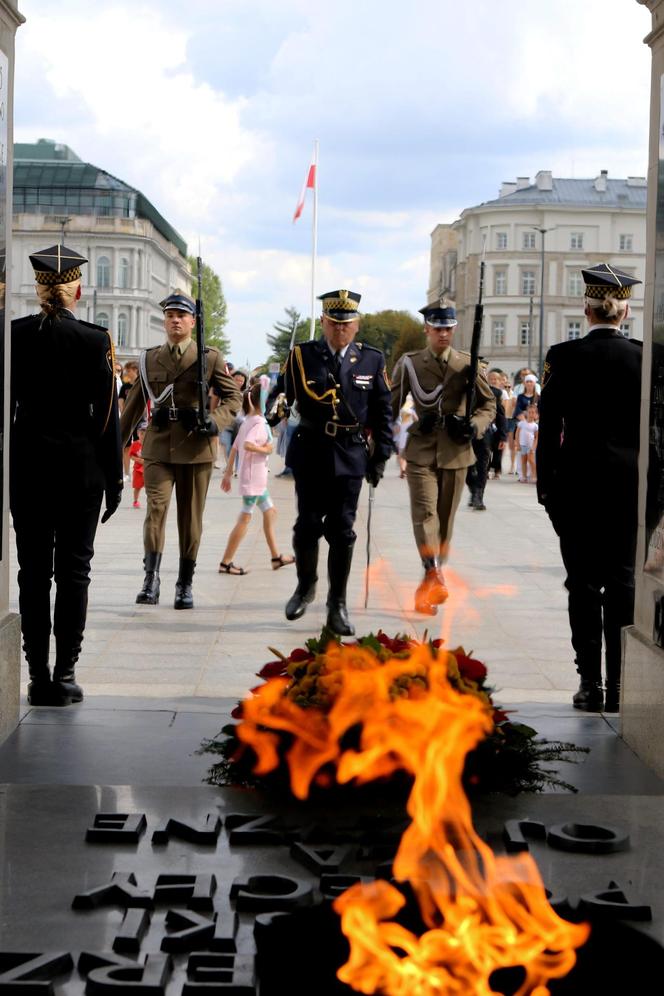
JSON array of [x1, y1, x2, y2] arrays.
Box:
[[522, 232, 536, 250], [570, 232, 584, 250], [97, 256, 111, 289], [619, 322, 632, 337], [96, 312, 109, 329], [492, 319, 506, 346], [495, 232, 507, 250], [117, 313, 128, 347], [567, 321, 582, 340], [519, 321, 532, 346], [494, 270, 507, 295], [619, 234, 633, 252], [567, 271, 584, 296], [521, 270, 536, 295], [119, 256, 130, 289]]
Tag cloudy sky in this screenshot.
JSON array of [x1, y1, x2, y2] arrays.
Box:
[[14, 0, 652, 365]]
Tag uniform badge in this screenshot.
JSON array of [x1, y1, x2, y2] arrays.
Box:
[[349, 355, 358, 364], [383, 369, 392, 389]]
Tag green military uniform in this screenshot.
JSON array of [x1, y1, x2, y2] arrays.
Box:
[[391, 303, 495, 613], [120, 293, 241, 608]]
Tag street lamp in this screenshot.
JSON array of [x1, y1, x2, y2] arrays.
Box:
[[532, 226, 553, 378]]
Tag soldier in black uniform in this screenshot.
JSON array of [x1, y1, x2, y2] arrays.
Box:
[[466, 360, 507, 510], [537, 263, 642, 713], [10, 245, 123, 706], [274, 289, 394, 635]]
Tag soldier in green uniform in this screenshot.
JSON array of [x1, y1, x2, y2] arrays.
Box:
[[391, 303, 495, 614], [120, 292, 241, 609]]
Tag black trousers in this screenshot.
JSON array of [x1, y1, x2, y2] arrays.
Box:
[[293, 472, 363, 550], [466, 434, 492, 499], [11, 482, 103, 668], [557, 513, 637, 685]]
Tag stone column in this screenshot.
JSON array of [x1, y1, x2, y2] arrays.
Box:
[[623, 0, 664, 771], [0, 1, 25, 744]]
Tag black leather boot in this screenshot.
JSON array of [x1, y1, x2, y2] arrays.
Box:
[[52, 659, 84, 706], [26, 659, 53, 706], [326, 544, 355, 636], [285, 541, 319, 621], [572, 679, 604, 712], [136, 552, 162, 605], [604, 683, 620, 713], [174, 558, 195, 610]]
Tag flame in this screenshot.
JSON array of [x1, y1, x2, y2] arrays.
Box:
[[237, 642, 588, 995]]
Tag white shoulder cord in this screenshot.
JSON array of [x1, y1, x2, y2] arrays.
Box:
[[139, 349, 175, 407], [402, 354, 445, 411]]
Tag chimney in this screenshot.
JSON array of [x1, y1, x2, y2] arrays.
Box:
[[535, 170, 553, 191], [499, 181, 518, 197], [516, 176, 530, 190], [594, 169, 608, 192]]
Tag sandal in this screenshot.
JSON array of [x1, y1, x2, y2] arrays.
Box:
[[218, 561, 248, 575], [271, 554, 295, 570]]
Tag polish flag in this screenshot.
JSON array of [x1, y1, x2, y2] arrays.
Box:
[[293, 156, 316, 223]]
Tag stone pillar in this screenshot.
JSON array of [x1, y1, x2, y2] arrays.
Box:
[[0, 1, 24, 744], [623, 0, 664, 772]]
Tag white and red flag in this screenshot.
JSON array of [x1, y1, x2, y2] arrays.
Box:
[[293, 152, 317, 223]]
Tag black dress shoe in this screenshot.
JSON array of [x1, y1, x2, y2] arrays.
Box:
[[27, 680, 54, 706], [572, 679, 604, 712], [604, 684, 620, 713], [285, 586, 316, 621], [326, 601, 355, 636]]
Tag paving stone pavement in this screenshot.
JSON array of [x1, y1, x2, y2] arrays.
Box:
[[11, 453, 574, 705]]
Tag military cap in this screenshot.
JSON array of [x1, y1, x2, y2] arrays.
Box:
[[29, 244, 87, 286], [419, 302, 458, 328], [581, 263, 642, 300], [160, 291, 196, 315], [318, 288, 361, 323]]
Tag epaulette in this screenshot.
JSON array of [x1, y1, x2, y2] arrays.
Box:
[[77, 318, 112, 334], [456, 349, 471, 356], [356, 342, 382, 354]]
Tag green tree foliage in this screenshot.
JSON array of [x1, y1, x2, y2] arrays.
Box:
[[188, 256, 230, 355], [391, 323, 427, 369], [267, 307, 321, 364], [359, 310, 422, 371]]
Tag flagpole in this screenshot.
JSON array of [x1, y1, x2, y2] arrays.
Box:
[[309, 139, 319, 340]]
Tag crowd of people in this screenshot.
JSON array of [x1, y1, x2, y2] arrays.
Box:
[[11, 245, 642, 720]]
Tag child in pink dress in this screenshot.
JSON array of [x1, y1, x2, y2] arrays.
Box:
[[218, 381, 295, 575]]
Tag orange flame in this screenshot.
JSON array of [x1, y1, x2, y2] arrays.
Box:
[[237, 642, 588, 995]]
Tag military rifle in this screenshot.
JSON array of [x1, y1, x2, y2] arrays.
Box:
[[195, 254, 207, 429], [464, 253, 486, 422]]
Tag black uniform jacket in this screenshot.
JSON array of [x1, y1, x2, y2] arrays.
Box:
[[275, 338, 394, 477], [10, 311, 123, 494], [536, 327, 642, 514]]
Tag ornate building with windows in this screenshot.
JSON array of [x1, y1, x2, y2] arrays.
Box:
[[428, 170, 646, 377], [10, 139, 190, 360]]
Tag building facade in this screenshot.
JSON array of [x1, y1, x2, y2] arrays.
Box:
[[429, 170, 647, 377], [11, 139, 190, 361]]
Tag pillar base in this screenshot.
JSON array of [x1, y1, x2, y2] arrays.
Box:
[[622, 625, 664, 778], [0, 611, 20, 744]]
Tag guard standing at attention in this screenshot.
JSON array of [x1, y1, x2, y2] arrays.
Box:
[[120, 292, 241, 609], [537, 263, 642, 713], [10, 245, 123, 706], [275, 289, 394, 636], [391, 302, 495, 614]]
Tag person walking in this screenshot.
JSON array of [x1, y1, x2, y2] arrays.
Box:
[[10, 244, 123, 706], [390, 302, 496, 614], [218, 381, 295, 574], [537, 263, 642, 713], [272, 288, 394, 636], [120, 291, 241, 609]]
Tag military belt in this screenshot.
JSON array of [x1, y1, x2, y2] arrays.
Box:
[[299, 417, 361, 437], [153, 406, 197, 423]]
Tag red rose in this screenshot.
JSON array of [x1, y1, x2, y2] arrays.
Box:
[[231, 703, 244, 719], [289, 648, 313, 663], [376, 631, 412, 654], [257, 660, 289, 679], [456, 654, 488, 682]]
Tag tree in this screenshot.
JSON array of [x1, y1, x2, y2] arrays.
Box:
[[358, 310, 422, 370], [188, 256, 230, 355], [391, 324, 427, 369], [267, 307, 321, 364]]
